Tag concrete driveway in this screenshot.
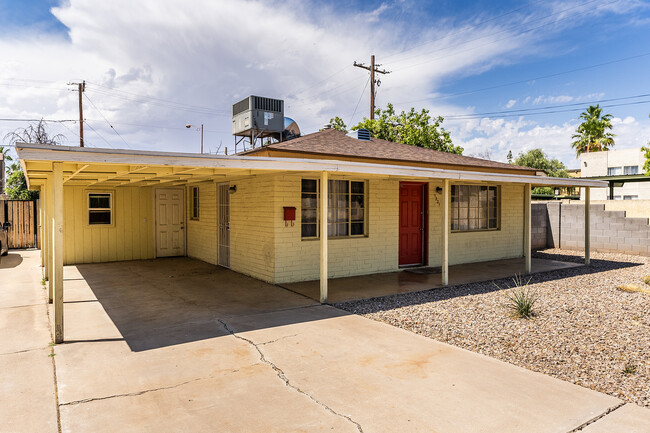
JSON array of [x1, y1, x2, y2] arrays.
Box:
[[3, 250, 650, 433]]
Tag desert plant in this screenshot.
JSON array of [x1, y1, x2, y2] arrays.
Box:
[[622, 363, 637, 375], [499, 275, 538, 319], [644, 275, 650, 285]]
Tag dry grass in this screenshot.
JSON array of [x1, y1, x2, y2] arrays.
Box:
[[618, 284, 650, 294]]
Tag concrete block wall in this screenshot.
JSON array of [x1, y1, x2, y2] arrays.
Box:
[[534, 202, 650, 256], [531, 203, 548, 250], [273, 174, 399, 284]]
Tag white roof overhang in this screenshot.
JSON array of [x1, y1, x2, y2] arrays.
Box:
[[17, 143, 607, 189]]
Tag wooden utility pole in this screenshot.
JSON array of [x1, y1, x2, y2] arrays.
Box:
[[69, 81, 85, 147], [353, 55, 390, 120]]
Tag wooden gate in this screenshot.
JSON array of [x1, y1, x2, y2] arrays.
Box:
[[1, 200, 39, 249]]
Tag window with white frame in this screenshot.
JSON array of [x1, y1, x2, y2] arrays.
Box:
[[624, 166, 639, 175], [301, 179, 366, 239], [608, 167, 622, 176], [88, 193, 112, 225], [191, 186, 199, 220], [451, 185, 498, 231]]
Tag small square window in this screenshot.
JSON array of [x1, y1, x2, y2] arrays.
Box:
[[88, 193, 112, 225]]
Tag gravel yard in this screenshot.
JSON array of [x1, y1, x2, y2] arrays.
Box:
[[336, 249, 650, 408]]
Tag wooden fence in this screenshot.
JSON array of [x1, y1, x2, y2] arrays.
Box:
[[1, 200, 39, 249]]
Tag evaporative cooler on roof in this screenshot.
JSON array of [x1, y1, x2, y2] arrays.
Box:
[[232, 95, 284, 137]]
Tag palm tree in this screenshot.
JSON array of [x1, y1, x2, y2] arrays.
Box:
[[571, 105, 615, 156]]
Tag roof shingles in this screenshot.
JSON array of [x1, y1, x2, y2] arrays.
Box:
[[243, 129, 536, 173]]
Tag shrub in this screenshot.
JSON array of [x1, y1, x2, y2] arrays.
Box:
[[622, 363, 637, 375], [644, 275, 650, 285], [499, 275, 538, 319]]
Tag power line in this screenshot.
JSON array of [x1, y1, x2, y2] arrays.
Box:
[[284, 64, 353, 99], [0, 118, 76, 123], [84, 121, 116, 148], [353, 55, 391, 120], [349, 75, 371, 126], [84, 93, 132, 149], [85, 82, 230, 116], [443, 96, 650, 120], [393, 52, 650, 107]]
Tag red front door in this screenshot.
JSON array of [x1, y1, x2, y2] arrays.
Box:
[[399, 183, 425, 266]]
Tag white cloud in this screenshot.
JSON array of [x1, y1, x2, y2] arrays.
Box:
[[449, 115, 650, 169], [505, 99, 517, 108], [0, 0, 646, 158]]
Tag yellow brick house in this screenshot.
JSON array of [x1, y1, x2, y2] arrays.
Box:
[[17, 128, 605, 342]]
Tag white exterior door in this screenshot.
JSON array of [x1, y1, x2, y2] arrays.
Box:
[[155, 188, 185, 257], [218, 183, 230, 267]]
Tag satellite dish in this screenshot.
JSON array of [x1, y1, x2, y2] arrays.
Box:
[[283, 117, 301, 140]]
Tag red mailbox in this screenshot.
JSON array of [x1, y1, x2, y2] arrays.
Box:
[[283, 207, 296, 226]]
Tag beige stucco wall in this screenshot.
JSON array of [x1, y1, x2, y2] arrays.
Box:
[[62, 186, 155, 265]]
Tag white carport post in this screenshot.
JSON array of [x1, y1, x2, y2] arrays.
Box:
[[52, 163, 64, 343], [44, 176, 53, 303], [524, 183, 532, 274], [320, 171, 328, 303], [441, 179, 449, 286], [585, 186, 590, 265]]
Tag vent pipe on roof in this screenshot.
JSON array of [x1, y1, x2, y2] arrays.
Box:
[[346, 128, 371, 141]]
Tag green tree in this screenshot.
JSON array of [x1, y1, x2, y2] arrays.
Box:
[[571, 104, 615, 156], [514, 148, 569, 195], [351, 103, 463, 154], [1, 145, 12, 163], [5, 169, 38, 200], [3, 119, 65, 200], [326, 116, 348, 132]]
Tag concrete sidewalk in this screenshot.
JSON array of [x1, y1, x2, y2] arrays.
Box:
[[0, 250, 58, 433], [2, 250, 650, 433]]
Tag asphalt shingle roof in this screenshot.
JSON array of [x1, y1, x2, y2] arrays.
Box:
[[242, 129, 537, 173]]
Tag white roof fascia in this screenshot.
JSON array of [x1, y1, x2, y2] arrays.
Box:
[[16, 143, 608, 188]]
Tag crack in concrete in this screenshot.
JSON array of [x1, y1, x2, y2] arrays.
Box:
[[59, 377, 204, 407], [258, 334, 299, 346], [217, 319, 363, 433], [0, 346, 49, 356], [566, 402, 626, 432]]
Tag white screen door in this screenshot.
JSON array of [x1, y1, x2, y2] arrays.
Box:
[[218, 183, 230, 267], [155, 188, 185, 257]]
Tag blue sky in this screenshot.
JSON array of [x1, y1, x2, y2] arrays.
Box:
[[0, 0, 649, 168]]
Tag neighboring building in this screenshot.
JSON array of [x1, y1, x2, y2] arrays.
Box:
[[580, 148, 650, 200]]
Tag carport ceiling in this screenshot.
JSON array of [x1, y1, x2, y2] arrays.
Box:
[[23, 161, 271, 187]]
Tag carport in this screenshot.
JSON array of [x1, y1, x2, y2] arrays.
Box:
[[17, 143, 605, 343]]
